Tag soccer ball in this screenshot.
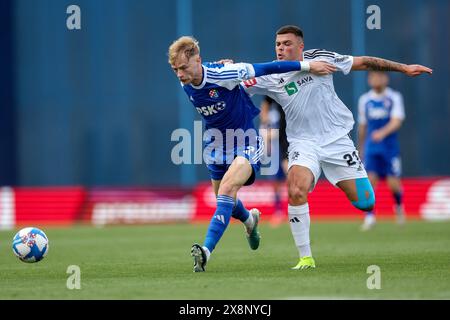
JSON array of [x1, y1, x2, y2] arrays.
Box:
[[12, 227, 49, 263]]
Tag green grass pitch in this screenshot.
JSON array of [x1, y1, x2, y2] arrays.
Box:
[[1, 220, 449, 299]]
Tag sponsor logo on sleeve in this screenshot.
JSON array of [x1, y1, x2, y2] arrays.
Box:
[[243, 78, 257, 88], [334, 55, 349, 63]]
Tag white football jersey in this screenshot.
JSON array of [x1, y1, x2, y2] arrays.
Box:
[[243, 49, 355, 146]]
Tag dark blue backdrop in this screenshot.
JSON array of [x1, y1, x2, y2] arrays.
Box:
[[1, 0, 448, 186]]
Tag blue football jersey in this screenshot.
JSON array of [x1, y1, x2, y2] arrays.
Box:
[[358, 87, 405, 156], [182, 63, 260, 161]]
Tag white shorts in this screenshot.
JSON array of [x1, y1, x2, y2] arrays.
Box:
[[288, 135, 368, 190]]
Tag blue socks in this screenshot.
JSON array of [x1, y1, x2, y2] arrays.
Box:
[[393, 191, 403, 206], [366, 191, 403, 216], [232, 198, 250, 223], [204, 195, 234, 253]]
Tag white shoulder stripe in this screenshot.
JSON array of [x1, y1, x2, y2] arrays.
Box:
[[207, 71, 237, 75], [304, 49, 335, 56]]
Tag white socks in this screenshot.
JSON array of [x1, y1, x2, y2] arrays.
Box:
[[288, 203, 312, 258], [202, 246, 211, 261], [244, 212, 254, 229]]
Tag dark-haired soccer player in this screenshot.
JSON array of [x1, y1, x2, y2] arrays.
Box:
[[242, 25, 432, 269]]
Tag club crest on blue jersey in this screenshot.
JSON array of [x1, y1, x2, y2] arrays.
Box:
[[209, 89, 219, 98]]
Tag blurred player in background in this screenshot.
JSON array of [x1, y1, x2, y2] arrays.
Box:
[[358, 71, 406, 231], [259, 96, 289, 226], [168, 36, 334, 272], [243, 25, 432, 270]]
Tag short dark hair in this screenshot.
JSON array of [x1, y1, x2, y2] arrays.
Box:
[[276, 25, 304, 40]]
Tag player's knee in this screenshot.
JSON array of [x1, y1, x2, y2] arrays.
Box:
[[354, 201, 374, 212], [351, 177, 375, 211], [217, 179, 241, 196], [288, 184, 308, 205], [217, 183, 234, 196]]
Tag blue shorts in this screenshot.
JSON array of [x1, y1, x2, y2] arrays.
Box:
[[207, 136, 263, 186], [364, 153, 402, 178]]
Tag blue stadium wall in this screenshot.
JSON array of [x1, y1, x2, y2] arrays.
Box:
[[1, 0, 449, 186]]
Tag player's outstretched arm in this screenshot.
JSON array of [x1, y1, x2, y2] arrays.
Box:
[[254, 61, 338, 76], [352, 56, 433, 76], [251, 61, 309, 76], [253, 61, 337, 76]]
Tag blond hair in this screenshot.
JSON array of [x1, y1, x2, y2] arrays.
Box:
[[168, 36, 200, 65]]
